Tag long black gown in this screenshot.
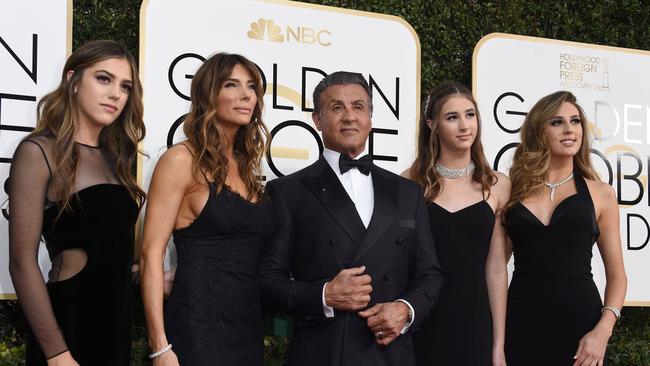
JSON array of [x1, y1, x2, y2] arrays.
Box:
[[9, 138, 137, 365], [414, 200, 495, 366], [164, 184, 272, 366], [505, 174, 603, 365]]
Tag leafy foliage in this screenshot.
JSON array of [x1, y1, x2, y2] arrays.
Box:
[[306, 0, 650, 97]]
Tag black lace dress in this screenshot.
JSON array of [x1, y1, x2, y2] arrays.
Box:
[[505, 174, 603, 365], [8, 137, 138, 365], [164, 184, 273, 366]]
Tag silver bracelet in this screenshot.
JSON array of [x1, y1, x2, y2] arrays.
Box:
[[602, 306, 621, 320], [149, 344, 172, 359]]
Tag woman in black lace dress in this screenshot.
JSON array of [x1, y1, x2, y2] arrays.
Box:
[[504, 91, 627, 366], [8, 40, 146, 365], [405, 81, 510, 366], [140, 53, 271, 365]]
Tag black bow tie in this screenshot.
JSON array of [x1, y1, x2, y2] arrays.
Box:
[[339, 154, 373, 175]]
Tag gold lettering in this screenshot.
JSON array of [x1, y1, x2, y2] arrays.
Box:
[[286, 26, 300, 43], [317, 30, 332, 46], [301, 27, 315, 44]]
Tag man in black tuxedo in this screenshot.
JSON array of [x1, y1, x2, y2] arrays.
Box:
[[260, 71, 443, 366]]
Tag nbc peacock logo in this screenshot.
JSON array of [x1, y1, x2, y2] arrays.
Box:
[[247, 18, 332, 47], [247, 18, 285, 42]]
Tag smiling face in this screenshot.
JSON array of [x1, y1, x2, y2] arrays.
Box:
[[312, 83, 372, 158], [214, 63, 257, 130], [72, 57, 133, 129], [545, 101, 583, 159], [433, 95, 478, 153]]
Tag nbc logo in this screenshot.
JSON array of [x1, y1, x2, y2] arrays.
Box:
[[247, 18, 332, 47], [247, 18, 284, 42]]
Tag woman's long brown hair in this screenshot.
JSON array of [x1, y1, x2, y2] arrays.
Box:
[[28, 40, 146, 214], [409, 81, 495, 202], [182, 53, 269, 200], [506, 91, 598, 212]]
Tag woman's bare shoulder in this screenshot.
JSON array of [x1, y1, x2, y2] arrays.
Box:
[[400, 167, 413, 180], [491, 171, 511, 200], [585, 178, 616, 203]]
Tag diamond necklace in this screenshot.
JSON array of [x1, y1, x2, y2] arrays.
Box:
[[544, 172, 574, 202], [435, 161, 475, 179]]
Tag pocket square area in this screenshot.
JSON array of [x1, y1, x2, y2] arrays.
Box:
[[398, 219, 415, 228]]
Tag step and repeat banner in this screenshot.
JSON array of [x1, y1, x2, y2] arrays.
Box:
[[0, 0, 72, 298], [138, 0, 420, 268], [1, 4, 648, 306], [474, 33, 650, 304], [139, 0, 419, 184]]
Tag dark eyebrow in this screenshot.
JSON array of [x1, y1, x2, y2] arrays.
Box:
[[95, 69, 132, 84], [328, 99, 366, 106], [224, 78, 255, 83], [551, 114, 580, 120]]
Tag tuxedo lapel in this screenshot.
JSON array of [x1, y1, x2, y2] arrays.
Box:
[[352, 167, 397, 264], [302, 157, 366, 244]]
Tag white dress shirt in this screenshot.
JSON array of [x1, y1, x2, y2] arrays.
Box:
[[319, 148, 414, 333], [322, 148, 374, 227]]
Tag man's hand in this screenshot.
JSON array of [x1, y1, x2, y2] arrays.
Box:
[[324, 266, 372, 311], [358, 302, 410, 346]]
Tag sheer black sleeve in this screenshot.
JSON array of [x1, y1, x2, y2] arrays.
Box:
[[8, 140, 68, 359]]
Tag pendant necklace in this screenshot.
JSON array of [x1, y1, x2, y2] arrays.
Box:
[[435, 161, 475, 179], [544, 172, 574, 202]]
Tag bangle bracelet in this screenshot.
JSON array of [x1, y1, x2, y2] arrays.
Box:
[[149, 344, 172, 359], [602, 306, 621, 320]]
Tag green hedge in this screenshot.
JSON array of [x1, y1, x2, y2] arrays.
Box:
[[1, 1, 649, 365]]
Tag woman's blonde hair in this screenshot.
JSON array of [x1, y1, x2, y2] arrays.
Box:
[[29, 39, 146, 213], [182, 52, 269, 200], [409, 81, 495, 202], [506, 91, 598, 211]]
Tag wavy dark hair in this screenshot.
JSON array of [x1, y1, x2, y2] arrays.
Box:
[[27, 39, 146, 214], [506, 90, 598, 212], [408, 81, 495, 202], [182, 52, 269, 200]]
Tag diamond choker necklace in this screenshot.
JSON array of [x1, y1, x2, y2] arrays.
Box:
[[435, 161, 475, 179], [544, 172, 574, 202]]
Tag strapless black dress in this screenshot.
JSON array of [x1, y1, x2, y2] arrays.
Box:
[[414, 200, 495, 366]]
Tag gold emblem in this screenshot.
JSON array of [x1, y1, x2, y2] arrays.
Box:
[[247, 18, 284, 42]]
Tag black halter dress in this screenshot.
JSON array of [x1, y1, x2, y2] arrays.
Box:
[[505, 174, 603, 365]]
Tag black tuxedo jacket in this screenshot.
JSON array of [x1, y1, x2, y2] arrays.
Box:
[[260, 157, 443, 366]]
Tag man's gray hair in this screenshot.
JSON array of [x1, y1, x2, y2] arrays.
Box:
[[312, 71, 373, 114]]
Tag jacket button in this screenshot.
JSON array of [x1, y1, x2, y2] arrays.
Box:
[[383, 273, 392, 281], [329, 238, 337, 246], [395, 237, 403, 245]]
